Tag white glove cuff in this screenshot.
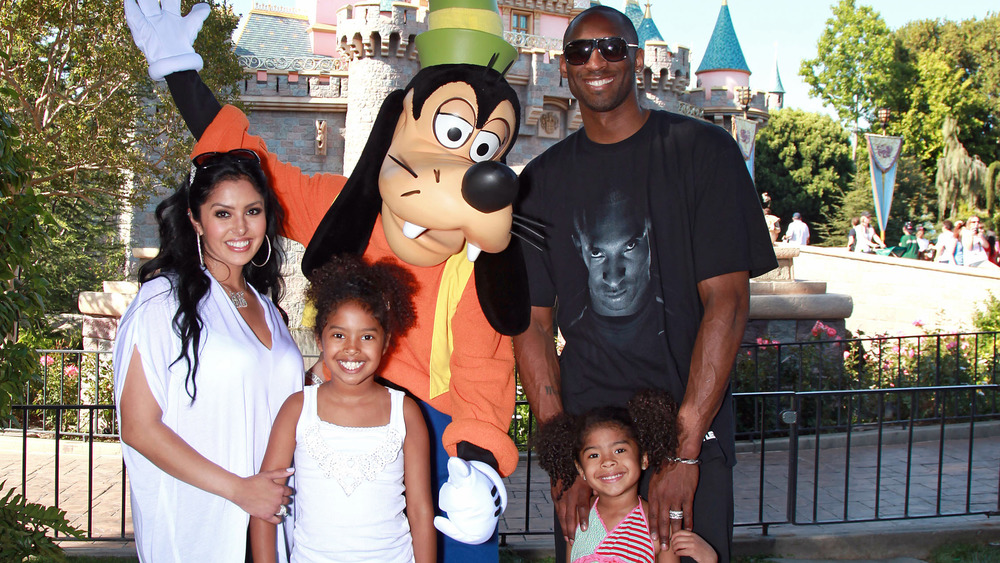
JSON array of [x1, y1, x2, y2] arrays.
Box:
[[148, 53, 204, 81]]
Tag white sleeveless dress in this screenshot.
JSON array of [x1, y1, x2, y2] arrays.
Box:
[[290, 385, 413, 563]]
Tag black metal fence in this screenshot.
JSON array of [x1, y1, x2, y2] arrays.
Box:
[[5, 332, 1000, 543]]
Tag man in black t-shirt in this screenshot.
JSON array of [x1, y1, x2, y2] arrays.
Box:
[[512, 6, 777, 562]]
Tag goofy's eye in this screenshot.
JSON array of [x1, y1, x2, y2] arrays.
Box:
[[434, 113, 474, 149], [469, 130, 501, 162]]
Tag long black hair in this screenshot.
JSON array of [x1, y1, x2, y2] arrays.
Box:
[[138, 151, 286, 401]]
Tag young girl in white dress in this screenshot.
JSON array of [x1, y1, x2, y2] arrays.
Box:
[[114, 149, 303, 562], [251, 255, 435, 563], [535, 390, 716, 563]]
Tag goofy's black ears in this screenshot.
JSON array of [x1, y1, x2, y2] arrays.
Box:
[[302, 89, 406, 276]]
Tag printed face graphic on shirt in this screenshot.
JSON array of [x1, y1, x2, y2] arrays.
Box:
[[572, 190, 652, 317]]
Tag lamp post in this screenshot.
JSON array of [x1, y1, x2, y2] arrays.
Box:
[[737, 86, 752, 119], [877, 107, 891, 134]]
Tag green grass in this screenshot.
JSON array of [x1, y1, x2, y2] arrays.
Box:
[[929, 541, 1000, 563]]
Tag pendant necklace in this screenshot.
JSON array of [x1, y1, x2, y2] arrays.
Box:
[[225, 285, 248, 309]]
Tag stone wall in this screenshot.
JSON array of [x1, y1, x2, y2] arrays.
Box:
[[793, 246, 1000, 336]]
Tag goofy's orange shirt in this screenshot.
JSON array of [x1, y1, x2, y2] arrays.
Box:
[[194, 105, 518, 476]]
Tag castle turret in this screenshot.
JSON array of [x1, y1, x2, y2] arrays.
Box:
[[337, 0, 423, 174], [624, 0, 643, 32], [694, 0, 750, 99], [636, 1, 663, 49], [767, 56, 785, 110]]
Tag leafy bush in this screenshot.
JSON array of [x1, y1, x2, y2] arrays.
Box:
[[0, 481, 81, 562]]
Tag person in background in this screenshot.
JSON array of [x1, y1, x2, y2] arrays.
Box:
[[853, 212, 885, 254], [915, 225, 932, 260], [935, 220, 958, 265], [763, 207, 780, 245], [961, 216, 990, 267], [847, 217, 859, 252], [782, 212, 809, 246], [899, 222, 919, 259]]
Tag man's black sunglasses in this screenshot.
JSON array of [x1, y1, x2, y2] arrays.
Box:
[[191, 148, 261, 169], [563, 37, 638, 65]]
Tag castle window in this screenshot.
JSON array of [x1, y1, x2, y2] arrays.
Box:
[[511, 11, 530, 35]]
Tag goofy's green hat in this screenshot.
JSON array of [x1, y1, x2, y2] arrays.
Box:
[[415, 0, 518, 74]]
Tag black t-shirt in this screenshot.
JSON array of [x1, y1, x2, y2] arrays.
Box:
[[517, 110, 777, 464]]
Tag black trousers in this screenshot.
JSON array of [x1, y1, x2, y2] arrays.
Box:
[[553, 454, 733, 563]]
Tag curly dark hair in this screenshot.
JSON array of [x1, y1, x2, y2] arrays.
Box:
[[307, 255, 417, 343], [138, 150, 286, 402], [533, 389, 679, 497]]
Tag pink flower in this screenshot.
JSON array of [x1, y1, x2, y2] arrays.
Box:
[[39, 355, 55, 367], [64, 365, 79, 378], [756, 337, 766, 345], [912, 319, 925, 328], [826, 327, 837, 338], [946, 340, 958, 351]]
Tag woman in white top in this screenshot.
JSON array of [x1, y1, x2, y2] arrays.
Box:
[[114, 149, 304, 562]]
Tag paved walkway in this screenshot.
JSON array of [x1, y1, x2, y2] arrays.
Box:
[[2, 428, 998, 559]]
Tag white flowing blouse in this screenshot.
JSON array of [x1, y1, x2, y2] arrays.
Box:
[[113, 273, 303, 562]]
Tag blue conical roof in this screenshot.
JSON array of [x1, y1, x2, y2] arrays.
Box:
[[696, 1, 750, 74], [770, 59, 785, 93], [624, 0, 643, 33], [637, 2, 664, 48]]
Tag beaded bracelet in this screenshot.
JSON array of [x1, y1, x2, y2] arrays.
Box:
[[666, 456, 701, 465]]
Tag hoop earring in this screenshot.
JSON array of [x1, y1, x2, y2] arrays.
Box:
[[196, 234, 204, 267], [252, 236, 272, 267]]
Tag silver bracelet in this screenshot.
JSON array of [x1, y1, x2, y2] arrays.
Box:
[[667, 456, 701, 465]]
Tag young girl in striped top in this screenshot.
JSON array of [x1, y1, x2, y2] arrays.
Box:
[[535, 390, 716, 563]]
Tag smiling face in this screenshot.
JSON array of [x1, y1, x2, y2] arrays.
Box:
[[190, 177, 266, 281], [560, 11, 643, 116], [575, 423, 647, 499], [379, 82, 518, 267], [317, 300, 388, 389]]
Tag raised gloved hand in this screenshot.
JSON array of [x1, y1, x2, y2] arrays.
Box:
[[433, 457, 508, 545], [123, 0, 210, 81]]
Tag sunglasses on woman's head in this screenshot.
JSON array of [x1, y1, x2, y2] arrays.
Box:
[[563, 37, 638, 65], [191, 148, 261, 170]]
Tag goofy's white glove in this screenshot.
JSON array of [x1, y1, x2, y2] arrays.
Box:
[[433, 458, 508, 545], [123, 0, 210, 81]]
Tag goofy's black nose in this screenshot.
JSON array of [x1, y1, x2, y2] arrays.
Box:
[[461, 161, 518, 213]]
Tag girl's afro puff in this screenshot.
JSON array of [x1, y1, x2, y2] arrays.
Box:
[[307, 255, 417, 342]]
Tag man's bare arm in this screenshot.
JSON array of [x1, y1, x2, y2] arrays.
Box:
[[513, 306, 591, 542], [513, 305, 563, 423], [648, 270, 749, 547]]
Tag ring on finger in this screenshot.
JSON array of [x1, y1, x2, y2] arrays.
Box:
[[276, 504, 288, 518], [668, 509, 684, 520]]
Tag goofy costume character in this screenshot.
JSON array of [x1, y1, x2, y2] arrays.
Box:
[[125, 0, 530, 560]]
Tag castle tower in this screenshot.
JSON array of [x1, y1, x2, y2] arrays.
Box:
[[624, 0, 643, 32], [337, 0, 424, 174], [767, 56, 785, 110], [694, 0, 750, 97], [636, 1, 663, 49]]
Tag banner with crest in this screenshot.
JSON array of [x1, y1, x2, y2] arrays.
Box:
[[732, 116, 758, 180], [865, 134, 904, 236]]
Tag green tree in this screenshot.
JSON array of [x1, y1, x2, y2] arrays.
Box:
[[0, 0, 244, 204], [800, 0, 897, 132], [754, 109, 854, 245], [0, 93, 52, 419], [891, 17, 997, 174]]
